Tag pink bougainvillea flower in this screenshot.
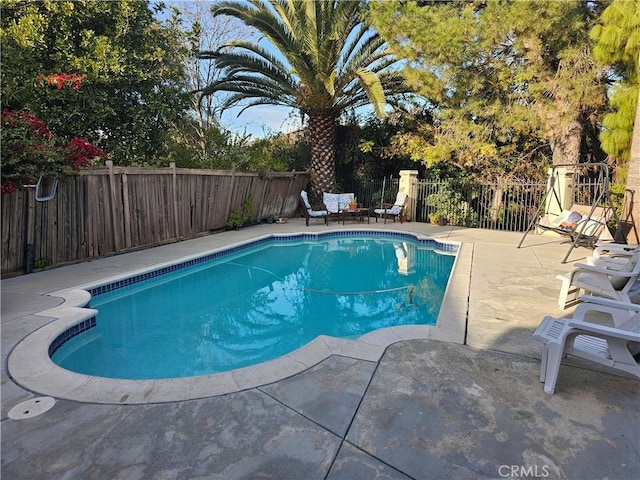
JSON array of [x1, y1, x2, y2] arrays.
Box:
[[1, 109, 105, 194], [65, 137, 105, 171], [36, 73, 85, 91], [1, 181, 17, 195], [1, 109, 52, 138]]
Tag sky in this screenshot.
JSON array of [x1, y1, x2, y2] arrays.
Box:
[[220, 104, 303, 139]]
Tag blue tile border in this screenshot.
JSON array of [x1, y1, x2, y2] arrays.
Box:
[[48, 317, 97, 357], [87, 231, 457, 298], [87, 237, 271, 296]]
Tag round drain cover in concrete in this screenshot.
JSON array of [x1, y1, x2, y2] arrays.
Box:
[[8, 397, 56, 420]]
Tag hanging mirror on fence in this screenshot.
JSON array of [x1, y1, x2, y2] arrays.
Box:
[[34, 174, 57, 202]]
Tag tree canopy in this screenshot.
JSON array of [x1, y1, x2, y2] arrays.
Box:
[[367, 0, 609, 180], [1, 0, 190, 164], [2, 0, 636, 193], [591, 0, 640, 163]]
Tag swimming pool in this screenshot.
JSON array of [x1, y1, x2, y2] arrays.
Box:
[[50, 233, 456, 379], [8, 229, 470, 403]]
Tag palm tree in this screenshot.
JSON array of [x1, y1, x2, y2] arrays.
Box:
[[199, 0, 406, 197]]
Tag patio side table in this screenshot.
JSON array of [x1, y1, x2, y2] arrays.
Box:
[[340, 208, 370, 224]]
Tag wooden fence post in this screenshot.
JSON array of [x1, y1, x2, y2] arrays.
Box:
[[23, 187, 36, 273], [122, 169, 132, 249], [170, 162, 180, 240], [107, 160, 123, 252], [257, 172, 269, 221], [281, 174, 295, 216], [225, 163, 238, 223]]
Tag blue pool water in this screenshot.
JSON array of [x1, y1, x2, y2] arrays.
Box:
[[51, 233, 456, 379]]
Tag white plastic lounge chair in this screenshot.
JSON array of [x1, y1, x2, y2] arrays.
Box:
[[556, 251, 640, 309], [533, 296, 640, 394], [299, 190, 330, 226], [374, 192, 408, 224], [587, 243, 640, 266]]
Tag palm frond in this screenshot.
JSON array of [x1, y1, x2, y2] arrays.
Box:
[[202, 0, 405, 119], [214, 50, 295, 91], [212, 0, 298, 61]]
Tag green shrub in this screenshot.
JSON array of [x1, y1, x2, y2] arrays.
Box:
[[226, 207, 244, 230], [226, 197, 254, 230]]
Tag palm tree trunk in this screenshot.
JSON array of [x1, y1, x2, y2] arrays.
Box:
[[308, 113, 337, 197]]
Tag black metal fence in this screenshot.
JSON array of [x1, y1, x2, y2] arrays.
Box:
[[340, 176, 615, 232], [343, 177, 548, 232], [415, 180, 548, 231], [341, 177, 401, 211]]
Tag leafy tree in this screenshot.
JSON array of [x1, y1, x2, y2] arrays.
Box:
[[199, 0, 408, 197], [339, 111, 426, 183], [367, 0, 608, 180], [591, 0, 640, 163], [247, 133, 310, 172], [167, 119, 253, 169], [1, 108, 104, 193], [1, 0, 190, 164], [167, 117, 305, 173], [630, 97, 640, 243]]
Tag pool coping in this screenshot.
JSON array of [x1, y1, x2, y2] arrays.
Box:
[[7, 229, 471, 404]]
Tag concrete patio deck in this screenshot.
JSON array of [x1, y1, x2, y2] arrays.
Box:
[[2, 219, 638, 479]]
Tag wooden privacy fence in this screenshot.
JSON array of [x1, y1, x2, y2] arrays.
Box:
[[1, 162, 309, 276]]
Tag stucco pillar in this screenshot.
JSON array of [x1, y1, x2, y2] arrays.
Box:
[[399, 170, 419, 222], [544, 165, 576, 217]]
